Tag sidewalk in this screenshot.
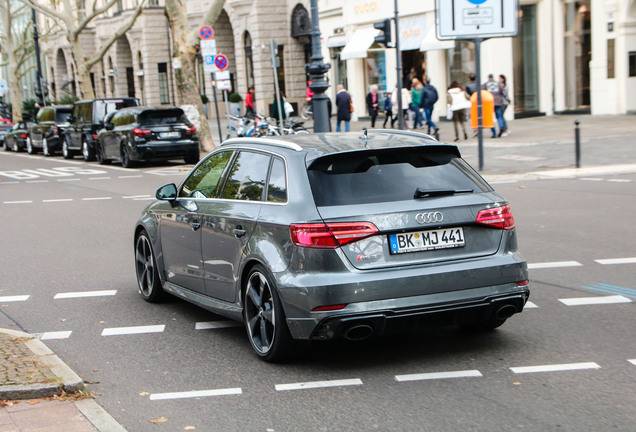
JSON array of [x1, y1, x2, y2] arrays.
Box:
[[0, 328, 126, 432], [208, 113, 636, 180]]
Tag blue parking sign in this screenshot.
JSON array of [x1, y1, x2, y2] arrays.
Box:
[[205, 55, 215, 65]]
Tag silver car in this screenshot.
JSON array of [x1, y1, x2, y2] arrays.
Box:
[[134, 131, 529, 362]]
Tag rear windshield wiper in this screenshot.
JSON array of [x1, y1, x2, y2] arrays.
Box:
[[414, 188, 473, 199]]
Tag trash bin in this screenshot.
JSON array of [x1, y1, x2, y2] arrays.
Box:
[[470, 90, 494, 129]]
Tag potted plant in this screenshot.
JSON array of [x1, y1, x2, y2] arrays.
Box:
[[229, 92, 242, 116]]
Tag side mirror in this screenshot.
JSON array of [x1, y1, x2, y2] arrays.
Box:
[[156, 183, 177, 201], [105, 123, 114, 131]]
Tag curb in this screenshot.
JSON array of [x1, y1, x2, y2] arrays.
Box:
[[75, 399, 128, 432], [0, 328, 83, 399]]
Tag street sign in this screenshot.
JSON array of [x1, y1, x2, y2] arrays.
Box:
[[214, 54, 229, 71], [203, 55, 218, 73], [200, 39, 217, 57], [217, 80, 232, 91], [435, 0, 519, 40], [199, 25, 214, 40], [0, 79, 7, 95], [215, 71, 230, 80]]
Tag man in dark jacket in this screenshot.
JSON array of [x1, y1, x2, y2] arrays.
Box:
[[335, 84, 352, 132], [420, 77, 439, 134]]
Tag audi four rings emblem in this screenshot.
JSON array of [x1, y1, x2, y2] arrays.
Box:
[[415, 211, 443, 224]]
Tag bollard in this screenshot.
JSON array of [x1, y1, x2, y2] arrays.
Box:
[[574, 119, 581, 168]]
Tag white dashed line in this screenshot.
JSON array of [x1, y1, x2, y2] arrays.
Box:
[[57, 178, 80, 182], [118, 175, 142, 179], [150, 388, 242, 401], [101, 325, 165, 336], [43, 199, 73, 203], [0, 181, 20, 184], [607, 179, 632, 183], [579, 178, 604, 181], [559, 295, 631, 306], [40, 331, 72, 340], [0, 295, 30, 302], [25, 180, 49, 183], [628, 359, 636, 366], [133, 197, 156, 201], [488, 180, 518, 184], [595, 257, 636, 265], [510, 362, 600, 374], [3, 200, 32, 204], [88, 177, 111, 180], [195, 321, 242, 330], [54, 290, 117, 299], [524, 301, 538, 308], [123, 195, 152, 199], [395, 370, 482, 382], [82, 197, 112, 201], [528, 261, 582, 269], [275, 378, 363, 392]]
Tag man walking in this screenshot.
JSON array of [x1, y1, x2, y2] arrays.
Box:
[[420, 77, 439, 135], [335, 84, 352, 132]]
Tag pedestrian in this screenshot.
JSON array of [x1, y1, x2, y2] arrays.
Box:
[[382, 92, 395, 128], [366, 84, 379, 128], [499, 74, 511, 136], [446, 81, 471, 141], [335, 84, 352, 132], [410, 78, 424, 129], [465, 74, 478, 97], [482, 73, 508, 137], [244, 86, 255, 118], [420, 77, 439, 135], [271, 90, 287, 125], [391, 86, 411, 129]]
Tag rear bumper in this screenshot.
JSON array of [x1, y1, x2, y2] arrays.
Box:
[[132, 141, 199, 160]]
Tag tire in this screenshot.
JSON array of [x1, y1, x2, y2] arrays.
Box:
[[184, 153, 200, 164], [62, 137, 73, 159], [26, 137, 36, 154], [121, 144, 135, 168], [135, 231, 166, 302], [96, 142, 111, 165], [82, 139, 95, 161], [12, 140, 20, 152], [300, 103, 312, 120], [2, 140, 8, 151], [42, 137, 52, 156], [243, 265, 297, 362]]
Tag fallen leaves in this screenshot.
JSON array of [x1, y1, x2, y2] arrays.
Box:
[[150, 417, 168, 424], [139, 392, 150, 396], [184, 427, 196, 430]]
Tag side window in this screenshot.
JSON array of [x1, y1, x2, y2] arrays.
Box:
[[267, 158, 287, 203], [36, 109, 45, 122], [221, 151, 271, 201], [180, 151, 234, 198]]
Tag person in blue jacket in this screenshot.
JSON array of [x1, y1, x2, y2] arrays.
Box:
[[382, 92, 394, 128], [420, 77, 439, 135]]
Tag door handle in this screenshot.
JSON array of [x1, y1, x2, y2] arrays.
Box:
[[233, 226, 247, 238], [191, 221, 201, 231]]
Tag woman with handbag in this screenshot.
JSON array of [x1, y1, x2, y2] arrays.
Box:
[[446, 81, 471, 141]]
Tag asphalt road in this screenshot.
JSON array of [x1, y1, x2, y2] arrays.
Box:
[[1, 149, 635, 432]]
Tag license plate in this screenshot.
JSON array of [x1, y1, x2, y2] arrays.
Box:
[[159, 131, 180, 139], [389, 227, 465, 254]]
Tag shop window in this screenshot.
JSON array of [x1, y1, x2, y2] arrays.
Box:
[[447, 40, 475, 87], [607, 39, 615, 79], [629, 52, 636, 77], [158, 62, 170, 104], [365, 50, 387, 94]]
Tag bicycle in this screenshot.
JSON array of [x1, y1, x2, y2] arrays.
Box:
[[300, 102, 313, 120]]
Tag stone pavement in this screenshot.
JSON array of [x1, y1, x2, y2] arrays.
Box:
[[0, 327, 126, 432]]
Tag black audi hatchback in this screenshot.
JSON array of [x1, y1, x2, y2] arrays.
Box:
[[97, 106, 199, 167]]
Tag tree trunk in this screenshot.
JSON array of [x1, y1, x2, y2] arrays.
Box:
[[0, 2, 23, 122], [69, 34, 95, 99], [164, 0, 225, 153]]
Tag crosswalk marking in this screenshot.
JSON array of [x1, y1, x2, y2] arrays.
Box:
[[54, 290, 117, 299], [395, 370, 482, 382], [559, 295, 631, 306], [528, 261, 582, 269], [275, 378, 363, 391], [0, 295, 30, 302], [40, 331, 72, 340], [101, 325, 165, 336], [150, 388, 242, 401], [595, 257, 636, 265], [510, 362, 600, 374]]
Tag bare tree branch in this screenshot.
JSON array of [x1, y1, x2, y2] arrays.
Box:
[[22, 0, 68, 28], [74, 0, 119, 38]]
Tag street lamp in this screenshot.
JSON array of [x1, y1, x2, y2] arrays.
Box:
[[305, 0, 331, 133]]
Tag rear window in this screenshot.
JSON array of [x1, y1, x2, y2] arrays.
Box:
[[138, 110, 189, 126], [307, 147, 491, 206], [55, 110, 72, 123]]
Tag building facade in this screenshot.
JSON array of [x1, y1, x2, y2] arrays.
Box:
[[41, 0, 313, 114], [318, 0, 636, 122]]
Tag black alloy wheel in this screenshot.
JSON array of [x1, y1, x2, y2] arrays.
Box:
[[243, 265, 296, 362], [42, 137, 52, 156], [26, 137, 36, 154], [62, 137, 73, 159], [135, 231, 165, 302], [96, 142, 111, 165], [121, 144, 134, 168], [82, 139, 95, 161]]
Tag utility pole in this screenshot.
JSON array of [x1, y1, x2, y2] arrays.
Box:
[[31, 8, 46, 107], [306, 0, 331, 132], [394, 0, 404, 130]]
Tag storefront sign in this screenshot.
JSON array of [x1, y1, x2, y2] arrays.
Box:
[[398, 14, 427, 51]]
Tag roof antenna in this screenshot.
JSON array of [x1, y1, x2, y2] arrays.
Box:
[[360, 127, 369, 145]]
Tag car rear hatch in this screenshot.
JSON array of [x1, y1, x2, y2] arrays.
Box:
[[138, 109, 195, 141], [305, 146, 509, 270]]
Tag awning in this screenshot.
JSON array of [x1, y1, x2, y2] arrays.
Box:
[[326, 34, 347, 48], [340, 28, 380, 61], [420, 27, 455, 52]]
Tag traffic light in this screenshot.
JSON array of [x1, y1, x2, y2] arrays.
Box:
[[374, 19, 392, 46]]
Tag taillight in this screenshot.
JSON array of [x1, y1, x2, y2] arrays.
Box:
[[517, 280, 529, 286], [476, 205, 515, 230], [312, 304, 348, 312], [290, 222, 379, 248], [185, 125, 196, 135], [133, 128, 152, 137], [21, 133, 28, 139], [92, 134, 98, 140]]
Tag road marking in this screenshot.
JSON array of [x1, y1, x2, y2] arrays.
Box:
[[0, 181, 20, 184], [82, 197, 112, 201], [559, 295, 631, 306], [40, 331, 72, 340], [607, 179, 632, 183], [54, 290, 117, 299], [118, 175, 142, 179], [579, 178, 604, 181], [195, 321, 242, 330], [629, 359, 636, 366], [495, 155, 545, 162], [524, 301, 538, 308], [595, 257, 636, 265], [275, 378, 363, 392], [43, 198, 74, 203], [123, 195, 152, 199], [101, 325, 165, 336], [3, 200, 32, 204], [0, 295, 30, 302], [133, 197, 155, 201], [510, 362, 600, 374], [57, 178, 80, 182], [88, 177, 111, 180], [528, 261, 582, 269], [488, 180, 518, 184], [150, 388, 242, 401], [581, 283, 636, 299], [395, 370, 482, 382], [25, 180, 49, 183]]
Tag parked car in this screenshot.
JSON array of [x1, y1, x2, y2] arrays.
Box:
[[133, 131, 529, 362], [26, 105, 73, 156], [96, 106, 199, 167], [0, 122, 12, 148], [63, 97, 139, 161], [2, 120, 32, 152]]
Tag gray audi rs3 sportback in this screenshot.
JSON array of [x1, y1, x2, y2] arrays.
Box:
[[134, 130, 529, 362]]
